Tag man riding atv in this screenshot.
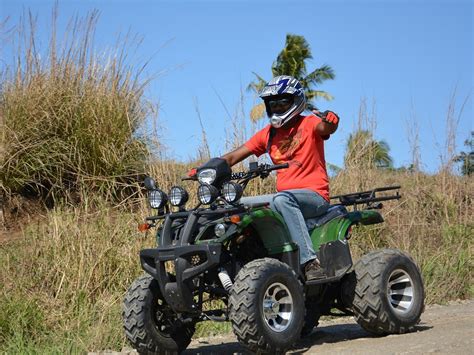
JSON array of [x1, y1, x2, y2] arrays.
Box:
[[123, 75, 425, 355], [220, 75, 340, 281]]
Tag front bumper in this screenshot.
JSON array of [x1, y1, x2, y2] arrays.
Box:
[[140, 243, 222, 313]]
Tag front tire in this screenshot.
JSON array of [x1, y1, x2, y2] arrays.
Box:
[[229, 258, 305, 354], [352, 249, 425, 335], [123, 274, 195, 354]]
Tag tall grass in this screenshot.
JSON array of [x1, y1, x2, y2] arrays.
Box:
[[0, 195, 155, 352], [1, 166, 471, 352], [0, 9, 154, 205]]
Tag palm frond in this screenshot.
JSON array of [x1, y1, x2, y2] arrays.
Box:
[[247, 72, 267, 93], [327, 162, 342, 176], [306, 90, 334, 101], [248, 33, 336, 107], [272, 34, 311, 78], [304, 65, 335, 85], [344, 130, 393, 169]]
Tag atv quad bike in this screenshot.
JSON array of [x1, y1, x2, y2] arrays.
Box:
[[123, 158, 425, 354]]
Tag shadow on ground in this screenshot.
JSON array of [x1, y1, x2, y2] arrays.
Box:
[[184, 322, 432, 355]]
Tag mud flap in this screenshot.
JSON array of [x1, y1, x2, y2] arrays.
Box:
[[307, 239, 352, 286]]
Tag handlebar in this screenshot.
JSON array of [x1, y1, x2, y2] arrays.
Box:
[[231, 162, 289, 180], [265, 163, 289, 172], [182, 162, 289, 182]]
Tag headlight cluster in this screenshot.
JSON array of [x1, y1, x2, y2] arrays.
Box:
[[197, 181, 243, 205], [147, 181, 244, 209], [148, 186, 188, 209]]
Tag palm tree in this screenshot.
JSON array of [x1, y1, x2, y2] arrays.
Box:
[[454, 131, 473, 176], [249, 34, 335, 120], [344, 130, 393, 169]]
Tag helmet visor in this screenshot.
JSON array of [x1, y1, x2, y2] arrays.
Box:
[[267, 96, 294, 114]]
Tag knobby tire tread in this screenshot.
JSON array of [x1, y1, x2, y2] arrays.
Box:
[[123, 274, 193, 355], [229, 258, 304, 355], [352, 249, 424, 335]]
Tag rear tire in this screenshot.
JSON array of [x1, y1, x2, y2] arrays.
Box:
[[352, 249, 425, 335], [123, 274, 195, 354], [229, 258, 305, 354]]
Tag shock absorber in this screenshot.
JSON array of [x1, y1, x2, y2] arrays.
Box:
[[217, 267, 233, 292]]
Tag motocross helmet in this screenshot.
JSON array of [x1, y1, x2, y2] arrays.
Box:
[[259, 75, 306, 128]]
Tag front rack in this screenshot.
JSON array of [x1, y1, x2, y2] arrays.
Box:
[[330, 185, 401, 210]]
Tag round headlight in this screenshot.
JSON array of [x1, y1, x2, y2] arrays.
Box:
[[214, 223, 226, 237], [169, 186, 189, 206], [222, 182, 243, 203], [148, 189, 167, 209], [197, 184, 219, 205], [197, 168, 217, 185]]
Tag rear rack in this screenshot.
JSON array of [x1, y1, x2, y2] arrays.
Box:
[[330, 185, 401, 210]]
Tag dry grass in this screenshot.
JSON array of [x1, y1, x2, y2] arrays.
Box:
[[1, 164, 471, 352], [0, 8, 155, 205], [0, 197, 153, 352]]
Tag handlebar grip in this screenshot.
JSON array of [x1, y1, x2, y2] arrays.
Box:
[[267, 163, 289, 171], [231, 172, 246, 180]]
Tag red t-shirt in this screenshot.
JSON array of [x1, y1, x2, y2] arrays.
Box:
[[244, 114, 330, 201]]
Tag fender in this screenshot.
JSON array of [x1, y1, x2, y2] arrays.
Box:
[[348, 210, 384, 225], [237, 207, 297, 255], [310, 210, 384, 251]]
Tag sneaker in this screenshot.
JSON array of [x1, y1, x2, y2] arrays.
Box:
[[304, 259, 327, 281]]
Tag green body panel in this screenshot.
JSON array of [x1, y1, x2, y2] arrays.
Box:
[[192, 208, 296, 254], [348, 210, 384, 225], [310, 217, 352, 251], [238, 208, 297, 254], [190, 207, 383, 254], [310, 209, 384, 251]]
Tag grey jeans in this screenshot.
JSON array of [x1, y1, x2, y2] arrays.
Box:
[[240, 189, 329, 265]]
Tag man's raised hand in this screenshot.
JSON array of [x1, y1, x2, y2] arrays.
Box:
[[318, 110, 340, 125]]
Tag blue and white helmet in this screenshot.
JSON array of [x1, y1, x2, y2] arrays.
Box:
[[259, 75, 306, 128]]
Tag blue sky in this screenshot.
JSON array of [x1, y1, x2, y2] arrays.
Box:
[[1, 0, 473, 173]]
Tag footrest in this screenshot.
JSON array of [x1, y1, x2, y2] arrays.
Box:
[[305, 274, 344, 286]]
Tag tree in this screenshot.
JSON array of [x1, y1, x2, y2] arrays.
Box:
[[454, 131, 474, 176], [344, 130, 393, 169], [249, 34, 335, 120]]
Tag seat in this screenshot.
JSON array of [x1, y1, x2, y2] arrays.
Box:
[[238, 196, 348, 229], [239, 194, 275, 207], [305, 205, 347, 230]]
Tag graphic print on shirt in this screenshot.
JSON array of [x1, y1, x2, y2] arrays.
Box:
[[272, 129, 303, 164]]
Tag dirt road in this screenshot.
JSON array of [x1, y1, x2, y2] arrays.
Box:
[[184, 300, 474, 354]]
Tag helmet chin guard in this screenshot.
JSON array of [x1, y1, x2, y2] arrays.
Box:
[[259, 75, 306, 128]]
